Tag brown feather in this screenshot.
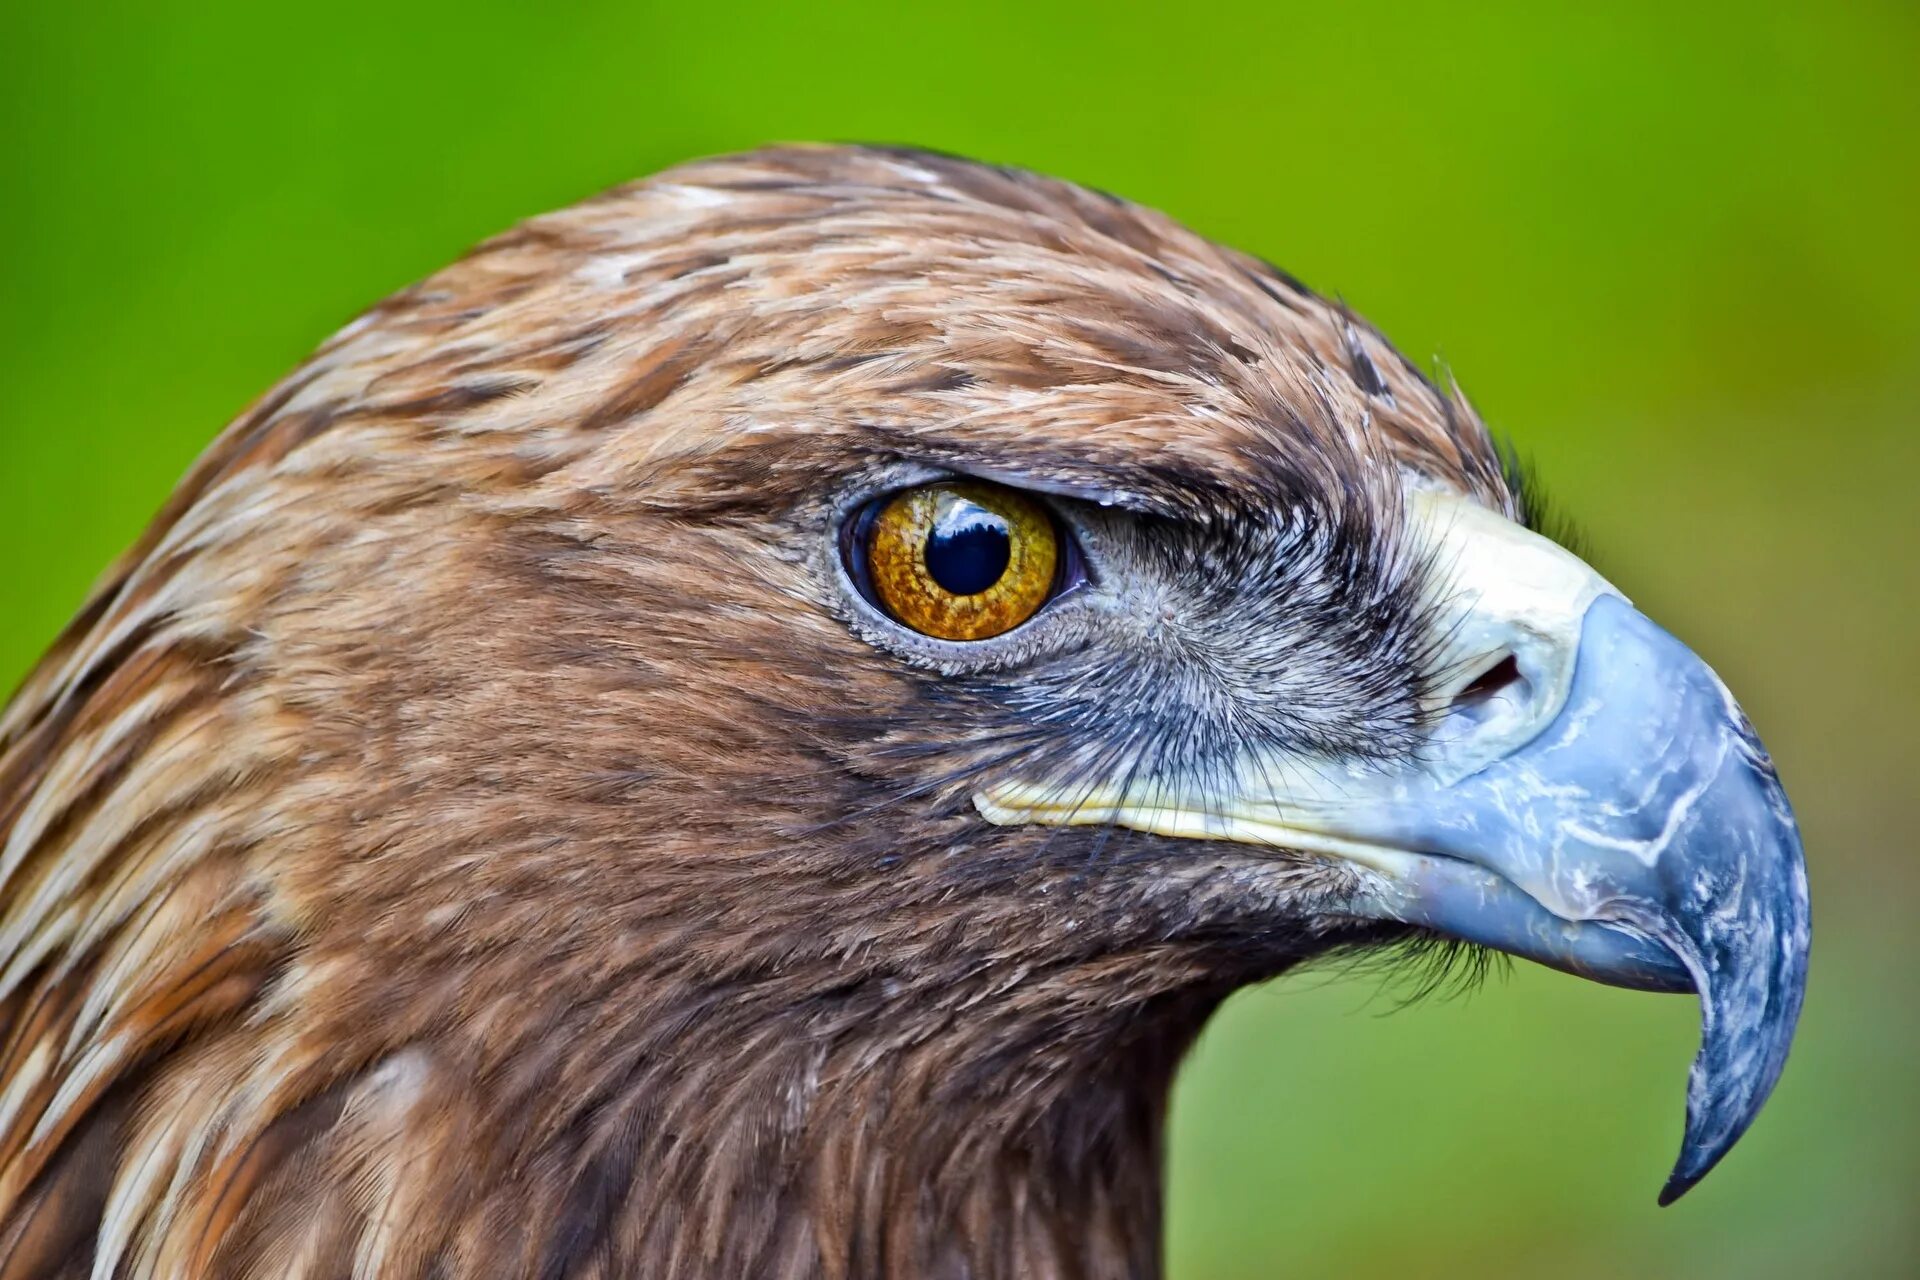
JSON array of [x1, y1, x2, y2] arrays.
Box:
[[0, 144, 1511, 1278]]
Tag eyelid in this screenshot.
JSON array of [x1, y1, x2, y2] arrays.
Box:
[[942, 464, 1147, 512], [949, 467, 1133, 505]]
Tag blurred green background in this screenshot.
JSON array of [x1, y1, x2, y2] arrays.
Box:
[[4, 1, 1915, 1275]]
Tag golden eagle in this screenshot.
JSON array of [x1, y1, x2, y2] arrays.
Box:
[[0, 146, 1808, 1279]]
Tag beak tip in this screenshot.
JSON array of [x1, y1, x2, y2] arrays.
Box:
[[1657, 1114, 1745, 1205], [1658, 1129, 1729, 1205], [1649, 866, 1808, 1209], [1656, 1173, 1695, 1207]]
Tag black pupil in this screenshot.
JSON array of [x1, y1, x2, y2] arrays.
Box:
[[924, 499, 1012, 596]]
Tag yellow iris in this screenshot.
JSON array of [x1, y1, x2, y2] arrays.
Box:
[[867, 481, 1059, 641]]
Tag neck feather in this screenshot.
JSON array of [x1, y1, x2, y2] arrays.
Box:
[[477, 972, 1227, 1279]]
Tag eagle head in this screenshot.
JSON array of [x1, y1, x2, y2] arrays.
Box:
[[0, 145, 1807, 1278]]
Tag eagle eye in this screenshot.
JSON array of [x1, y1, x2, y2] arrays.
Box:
[[845, 480, 1067, 642]]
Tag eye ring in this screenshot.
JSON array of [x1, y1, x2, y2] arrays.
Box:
[[842, 480, 1080, 641]]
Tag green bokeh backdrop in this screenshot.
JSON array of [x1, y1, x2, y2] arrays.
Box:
[[4, 2, 1916, 1275]]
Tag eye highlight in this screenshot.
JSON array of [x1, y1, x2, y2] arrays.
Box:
[[852, 481, 1062, 641]]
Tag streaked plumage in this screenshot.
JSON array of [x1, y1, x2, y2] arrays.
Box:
[[0, 145, 1805, 1279]]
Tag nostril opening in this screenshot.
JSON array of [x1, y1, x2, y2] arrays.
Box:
[[1448, 654, 1529, 731], [1458, 654, 1524, 705]]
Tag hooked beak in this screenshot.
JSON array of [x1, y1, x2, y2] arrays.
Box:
[[976, 490, 1810, 1203]]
